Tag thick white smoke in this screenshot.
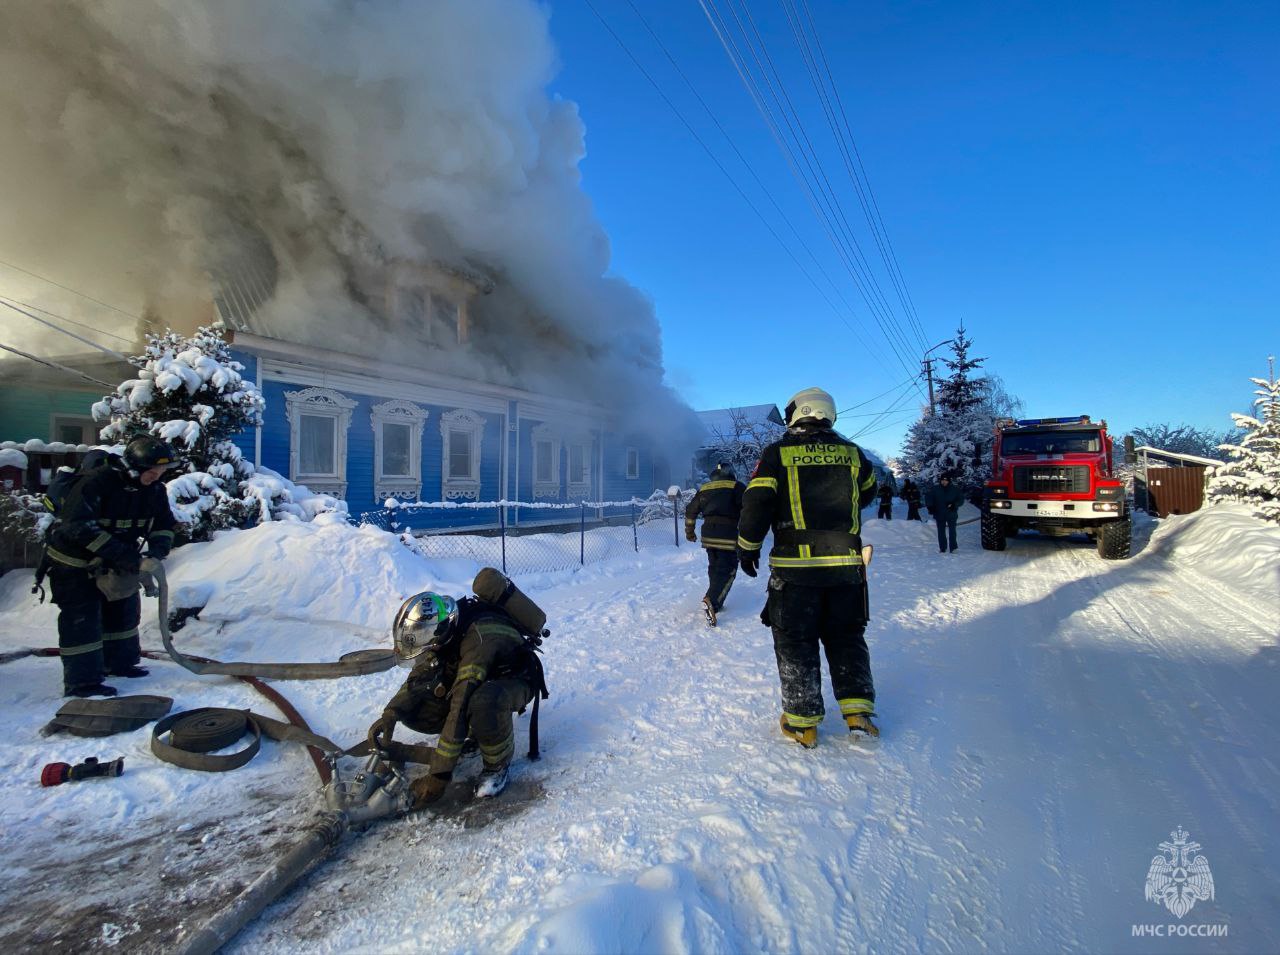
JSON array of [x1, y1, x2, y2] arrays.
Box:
[[0, 0, 699, 448]]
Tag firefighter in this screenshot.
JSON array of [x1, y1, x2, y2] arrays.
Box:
[[902, 479, 923, 521], [876, 481, 894, 519], [372, 589, 547, 805], [737, 387, 880, 747], [684, 462, 746, 626], [43, 436, 179, 698]]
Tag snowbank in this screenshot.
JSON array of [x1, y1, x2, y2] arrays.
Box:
[[1145, 503, 1280, 611]]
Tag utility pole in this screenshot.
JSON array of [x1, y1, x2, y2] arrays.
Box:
[[921, 339, 954, 415]]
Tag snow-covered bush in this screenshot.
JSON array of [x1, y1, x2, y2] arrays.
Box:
[[0, 489, 50, 545], [1207, 369, 1280, 525]]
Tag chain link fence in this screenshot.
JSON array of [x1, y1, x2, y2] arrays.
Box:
[[355, 490, 693, 577]]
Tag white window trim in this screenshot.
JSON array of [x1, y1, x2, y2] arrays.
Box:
[[532, 424, 562, 500], [440, 408, 486, 500], [566, 437, 592, 501], [372, 399, 429, 502], [626, 446, 640, 480], [285, 386, 356, 498]]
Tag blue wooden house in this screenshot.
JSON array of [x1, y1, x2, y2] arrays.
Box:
[[213, 260, 660, 532]]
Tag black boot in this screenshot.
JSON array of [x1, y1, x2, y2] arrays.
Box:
[[110, 665, 150, 679], [65, 683, 118, 698]]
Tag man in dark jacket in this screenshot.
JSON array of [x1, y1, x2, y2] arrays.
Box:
[[876, 481, 894, 519], [926, 473, 965, 553], [44, 436, 179, 697], [372, 591, 545, 804], [902, 480, 922, 521], [684, 462, 746, 626], [737, 387, 880, 747]]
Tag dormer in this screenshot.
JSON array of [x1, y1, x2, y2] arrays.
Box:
[[387, 260, 492, 347]]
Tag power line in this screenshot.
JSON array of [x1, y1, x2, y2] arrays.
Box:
[[0, 341, 116, 388], [0, 257, 142, 321], [837, 373, 918, 414], [0, 298, 132, 363], [0, 295, 135, 345]]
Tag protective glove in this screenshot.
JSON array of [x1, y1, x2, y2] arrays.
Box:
[[367, 713, 397, 749], [101, 542, 141, 575], [685, 530, 697, 543], [739, 550, 760, 578], [410, 772, 450, 808]]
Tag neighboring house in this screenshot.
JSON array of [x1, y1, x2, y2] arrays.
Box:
[[1132, 445, 1224, 518], [693, 404, 785, 477], [0, 352, 134, 447]]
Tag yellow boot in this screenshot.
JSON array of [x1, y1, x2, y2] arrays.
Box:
[[779, 715, 818, 748], [845, 712, 880, 740]]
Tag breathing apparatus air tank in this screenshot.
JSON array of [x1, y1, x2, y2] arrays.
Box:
[[472, 567, 548, 639]]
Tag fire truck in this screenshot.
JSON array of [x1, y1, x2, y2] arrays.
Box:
[[981, 415, 1131, 559]]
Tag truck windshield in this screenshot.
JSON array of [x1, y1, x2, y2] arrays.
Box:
[[1002, 430, 1101, 455]]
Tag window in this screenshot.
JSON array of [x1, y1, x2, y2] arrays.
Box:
[[432, 294, 461, 345], [531, 424, 561, 500], [440, 408, 485, 500], [567, 440, 591, 500], [51, 416, 97, 446], [400, 288, 427, 327], [285, 387, 357, 498], [626, 447, 640, 480], [371, 399, 429, 501]]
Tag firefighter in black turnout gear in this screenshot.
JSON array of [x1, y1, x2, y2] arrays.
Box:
[[737, 388, 880, 747], [43, 436, 179, 697], [684, 462, 746, 626]]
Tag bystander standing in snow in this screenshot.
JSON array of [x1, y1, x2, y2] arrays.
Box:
[[926, 473, 965, 553]]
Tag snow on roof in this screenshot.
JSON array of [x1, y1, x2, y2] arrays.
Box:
[[1135, 445, 1225, 468], [695, 404, 784, 443]]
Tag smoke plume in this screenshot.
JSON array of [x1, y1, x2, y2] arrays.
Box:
[[0, 0, 700, 451]]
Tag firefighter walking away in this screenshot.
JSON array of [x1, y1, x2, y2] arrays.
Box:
[[684, 462, 746, 626], [737, 387, 880, 747]]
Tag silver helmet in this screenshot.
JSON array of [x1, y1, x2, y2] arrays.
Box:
[[392, 591, 458, 667]]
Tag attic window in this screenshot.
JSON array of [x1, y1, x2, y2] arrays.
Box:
[[400, 287, 427, 327], [432, 294, 463, 344]]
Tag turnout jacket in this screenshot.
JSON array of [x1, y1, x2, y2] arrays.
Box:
[[46, 457, 176, 570], [384, 606, 539, 779], [737, 425, 878, 586], [684, 477, 746, 550]]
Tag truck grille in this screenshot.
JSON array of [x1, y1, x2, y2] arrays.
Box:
[[1013, 465, 1090, 494]]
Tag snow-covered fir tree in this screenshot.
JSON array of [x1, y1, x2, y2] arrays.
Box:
[[93, 326, 266, 539], [901, 327, 1006, 491], [1206, 364, 1280, 524]]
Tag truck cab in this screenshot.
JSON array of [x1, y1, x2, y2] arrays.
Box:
[[982, 415, 1130, 559]]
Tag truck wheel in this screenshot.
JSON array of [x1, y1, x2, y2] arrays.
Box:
[[981, 512, 1007, 551], [1097, 517, 1131, 560]]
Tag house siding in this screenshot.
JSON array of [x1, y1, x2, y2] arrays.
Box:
[[0, 387, 104, 444]]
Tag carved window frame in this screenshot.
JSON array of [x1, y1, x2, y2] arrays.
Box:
[[372, 399, 429, 502], [531, 424, 562, 500], [566, 435, 592, 501], [284, 386, 357, 499], [440, 408, 485, 501]]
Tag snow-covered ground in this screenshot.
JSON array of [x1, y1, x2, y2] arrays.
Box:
[[0, 503, 1276, 953]]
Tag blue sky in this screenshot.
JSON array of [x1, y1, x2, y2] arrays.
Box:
[[545, 0, 1277, 458]]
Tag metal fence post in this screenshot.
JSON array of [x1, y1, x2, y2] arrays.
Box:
[[673, 490, 680, 547], [630, 501, 638, 552], [499, 503, 507, 575], [580, 502, 586, 566]]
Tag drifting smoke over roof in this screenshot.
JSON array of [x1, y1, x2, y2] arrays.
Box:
[[0, 0, 699, 448]]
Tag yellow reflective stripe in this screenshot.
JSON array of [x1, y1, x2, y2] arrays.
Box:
[[737, 536, 762, 552], [779, 444, 857, 467], [43, 495, 55, 511], [102, 628, 139, 642], [769, 554, 864, 567], [838, 698, 874, 715], [479, 736, 515, 761], [782, 711, 823, 728], [860, 468, 876, 490], [61, 641, 104, 657], [457, 664, 487, 683], [700, 481, 736, 491], [436, 739, 464, 758], [785, 463, 808, 559], [703, 540, 736, 551], [85, 532, 114, 553], [747, 477, 777, 491], [46, 547, 96, 568]]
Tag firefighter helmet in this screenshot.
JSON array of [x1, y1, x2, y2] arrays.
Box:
[[392, 591, 458, 666], [784, 387, 837, 427], [123, 435, 179, 472], [711, 462, 735, 480]]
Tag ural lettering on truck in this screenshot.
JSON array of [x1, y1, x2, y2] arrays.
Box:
[[981, 415, 1131, 560]]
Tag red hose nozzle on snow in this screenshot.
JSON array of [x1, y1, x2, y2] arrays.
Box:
[[40, 757, 124, 787]]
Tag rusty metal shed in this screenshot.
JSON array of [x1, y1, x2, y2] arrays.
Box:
[[1133, 446, 1224, 517]]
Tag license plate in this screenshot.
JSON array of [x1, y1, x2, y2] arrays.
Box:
[[1034, 503, 1063, 516]]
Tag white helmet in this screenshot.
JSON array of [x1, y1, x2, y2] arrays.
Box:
[[392, 592, 458, 667], [784, 387, 837, 427]]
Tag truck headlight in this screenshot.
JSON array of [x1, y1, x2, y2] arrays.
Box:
[[1092, 502, 1119, 512], [990, 500, 1012, 509]]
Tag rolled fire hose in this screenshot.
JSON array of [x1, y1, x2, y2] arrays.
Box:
[[142, 558, 397, 679]]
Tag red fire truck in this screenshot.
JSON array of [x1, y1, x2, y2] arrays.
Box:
[[981, 415, 1130, 559]]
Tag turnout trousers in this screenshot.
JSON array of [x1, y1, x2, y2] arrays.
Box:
[[401, 679, 534, 771], [48, 565, 142, 692], [704, 547, 738, 613], [906, 502, 921, 521], [877, 502, 893, 519], [766, 577, 874, 725]]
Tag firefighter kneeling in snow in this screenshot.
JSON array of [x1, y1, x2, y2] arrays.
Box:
[[43, 436, 179, 698], [737, 387, 880, 747], [684, 461, 746, 626], [371, 575, 548, 806]]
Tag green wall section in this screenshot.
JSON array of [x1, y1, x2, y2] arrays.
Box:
[[0, 387, 103, 444]]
